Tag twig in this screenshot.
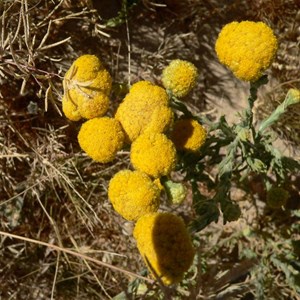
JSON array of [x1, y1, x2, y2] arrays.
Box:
[[51, 251, 60, 300], [0, 230, 154, 284]]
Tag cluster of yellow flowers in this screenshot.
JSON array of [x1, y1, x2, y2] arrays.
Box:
[[215, 21, 278, 81], [60, 19, 280, 286], [62, 55, 125, 164], [61, 54, 206, 284]]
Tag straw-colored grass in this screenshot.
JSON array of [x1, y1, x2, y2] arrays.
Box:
[[1, 0, 299, 299]]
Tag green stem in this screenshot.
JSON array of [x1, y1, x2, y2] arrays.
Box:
[[244, 76, 268, 139], [170, 97, 194, 118]]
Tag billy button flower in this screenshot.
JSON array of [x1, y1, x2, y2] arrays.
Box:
[[162, 59, 198, 98], [215, 21, 278, 82], [171, 118, 207, 152], [153, 178, 164, 191], [108, 170, 160, 221], [65, 90, 110, 120], [115, 81, 173, 143], [62, 54, 112, 121], [144, 105, 174, 135], [78, 117, 125, 163], [61, 94, 81, 121], [64, 54, 112, 91], [133, 212, 195, 285], [130, 132, 177, 178]]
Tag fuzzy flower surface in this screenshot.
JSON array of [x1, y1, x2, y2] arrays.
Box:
[[162, 59, 198, 98], [287, 88, 300, 104], [215, 21, 278, 81], [144, 106, 174, 135], [153, 178, 164, 191], [62, 95, 82, 121], [133, 212, 195, 285], [171, 118, 207, 152], [108, 170, 160, 221], [78, 117, 125, 163], [62, 54, 112, 121], [130, 133, 177, 178], [115, 81, 172, 143]]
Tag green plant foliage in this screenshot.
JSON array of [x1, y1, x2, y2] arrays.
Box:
[[170, 76, 300, 232], [105, 0, 140, 28]]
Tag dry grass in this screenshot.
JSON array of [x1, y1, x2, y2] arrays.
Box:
[[0, 0, 300, 299]]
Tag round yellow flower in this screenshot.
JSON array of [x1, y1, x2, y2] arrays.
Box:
[[65, 54, 103, 82], [286, 88, 300, 104], [78, 117, 125, 163], [162, 59, 198, 98], [133, 212, 195, 285], [115, 81, 172, 143], [144, 106, 174, 135], [86, 69, 113, 95], [62, 54, 112, 121], [76, 92, 110, 119], [130, 133, 177, 178], [128, 81, 169, 103], [108, 170, 160, 221], [62, 95, 81, 121], [171, 118, 207, 152], [215, 21, 278, 81]]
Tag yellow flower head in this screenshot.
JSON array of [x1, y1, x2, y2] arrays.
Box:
[[286, 88, 300, 104], [162, 59, 198, 98], [62, 95, 81, 121], [266, 187, 290, 209], [153, 178, 164, 191], [171, 118, 207, 152], [108, 170, 160, 221], [215, 21, 278, 82], [65, 54, 110, 84], [78, 117, 125, 163], [62, 54, 112, 121], [128, 81, 168, 101], [115, 81, 172, 143], [133, 212, 195, 285], [76, 92, 110, 120], [130, 132, 177, 178], [63, 88, 110, 120], [144, 106, 174, 134]]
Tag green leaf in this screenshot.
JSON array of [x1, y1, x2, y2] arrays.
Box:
[[246, 157, 267, 173], [235, 125, 251, 142], [190, 202, 220, 232], [258, 88, 300, 134], [105, 0, 139, 28], [270, 255, 300, 293], [218, 138, 238, 177]]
